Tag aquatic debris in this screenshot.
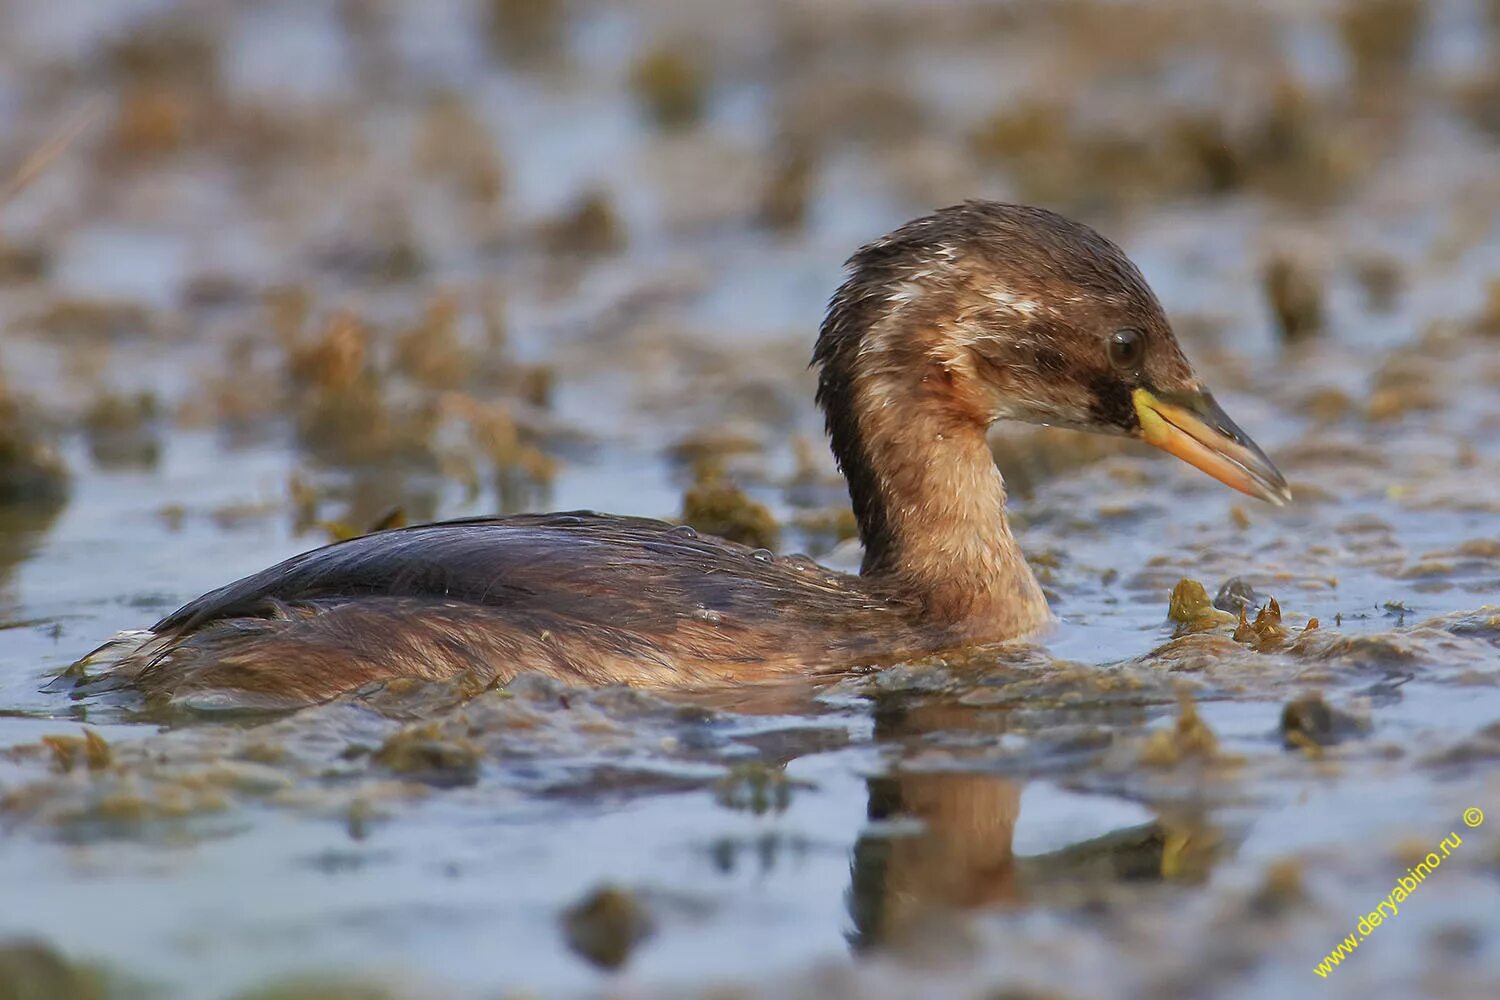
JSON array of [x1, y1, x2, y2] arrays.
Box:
[[1366, 350, 1441, 422], [414, 91, 505, 208], [312, 204, 428, 284], [0, 238, 47, 283], [284, 311, 441, 468], [680, 463, 780, 551], [371, 724, 481, 788], [970, 100, 1066, 169], [235, 741, 287, 766], [1246, 858, 1308, 917], [1380, 600, 1413, 626], [181, 271, 248, 309], [103, 19, 218, 89], [0, 939, 111, 1000], [448, 395, 557, 513], [561, 884, 654, 971], [1263, 254, 1324, 344], [1351, 253, 1403, 312], [1138, 693, 1223, 767], [285, 308, 368, 388], [630, 44, 706, 130], [869, 662, 957, 694], [232, 973, 409, 1000], [111, 85, 189, 157], [714, 762, 797, 815], [1212, 577, 1263, 616], [1477, 277, 1500, 337], [1338, 0, 1426, 90], [357, 505, 405, 535], [321, 505, 406, 543], [791, 506, 859, 555], [1159, 818, 1225, 881], [990, 425, 1120, 498], [345, 798, 379, 842], [1457, 67, 1500, 142], [353, 671, 504, 720], [1, 768, 233, 834], [1234, 598, 1289, 650], [969, 73, 1359, 210], [82, 390, 161, 469], [485, 0, 565, 66], [666, 429, 763, 470], [12, 298, 154, 341], [392, 294, 473, 392], [540, 190, 624, 257], [1415, 720, 1500, 769], [1167, 579, 1236, 634], [1280, 692, 1364, 751], [0, 93, 105, 210], [1222, 78, 1358, 202], [0, 372, 69, 506], [758, 143, 813, 232], [39, 729, 113, 773], [1299, 385, 1355, 423]]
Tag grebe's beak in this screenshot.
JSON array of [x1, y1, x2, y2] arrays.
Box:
[[1132, 388, 1291, 506]]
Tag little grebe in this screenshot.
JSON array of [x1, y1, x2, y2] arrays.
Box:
[[71, 202, 1288, 709]]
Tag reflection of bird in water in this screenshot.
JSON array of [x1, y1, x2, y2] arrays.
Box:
[[846, 697, 1021, 951], [845, 696, 1225, 952], [66, 202, 1288, 709], [848, 771, 1022, 949]]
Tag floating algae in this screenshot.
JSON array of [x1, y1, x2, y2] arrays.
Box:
[[1233, 598, 1290, 650], [232, 975, 407, 1000], [630, 44, 707, 131], [1262, 254, 1325, 345], [39, 729, 112, 773], [0, 939, 113, 1000], [1280, 692, 1367, 752], [81, 390, 161, 469], [0, 371, 68, 506], [370, 724, 481, 788], [1246, 858, 1309, 917], [714, 761, 798, 815], [540, 190, 625, 257], [1167, 579, 1237, 635], [561, 885, 654, 971], [1338, 0, 1427, 90], [1138, 693, 1226, 767], [680, 462, 780, 551]]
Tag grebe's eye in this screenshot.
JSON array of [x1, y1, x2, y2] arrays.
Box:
[[1108, 329, 1145, 372]]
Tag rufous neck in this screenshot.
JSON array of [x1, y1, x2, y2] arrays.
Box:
[[825, 364, 1049, 641]]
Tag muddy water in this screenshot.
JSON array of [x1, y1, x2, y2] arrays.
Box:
[[2, 1, 1500, 997]]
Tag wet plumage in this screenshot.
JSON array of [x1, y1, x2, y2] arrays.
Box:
[[78, 513, 923, 708]]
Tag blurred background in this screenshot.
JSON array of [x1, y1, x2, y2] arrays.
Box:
[[3, 0, 1498, 544], [2, 1, 1500, 998]]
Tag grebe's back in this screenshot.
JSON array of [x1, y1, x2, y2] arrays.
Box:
[[78, 512, 916, 709]]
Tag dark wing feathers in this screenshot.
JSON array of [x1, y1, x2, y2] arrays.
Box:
[[156, 511, 889, 638], [95, 511, 923, 704]]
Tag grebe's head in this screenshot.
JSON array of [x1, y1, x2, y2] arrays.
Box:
[[815, 201, 1290, 505]]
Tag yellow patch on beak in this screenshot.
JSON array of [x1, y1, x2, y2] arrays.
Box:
[[1133, 388, 1291, 505]]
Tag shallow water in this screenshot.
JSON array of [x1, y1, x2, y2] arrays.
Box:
[[2, 1, 1500, 998]]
